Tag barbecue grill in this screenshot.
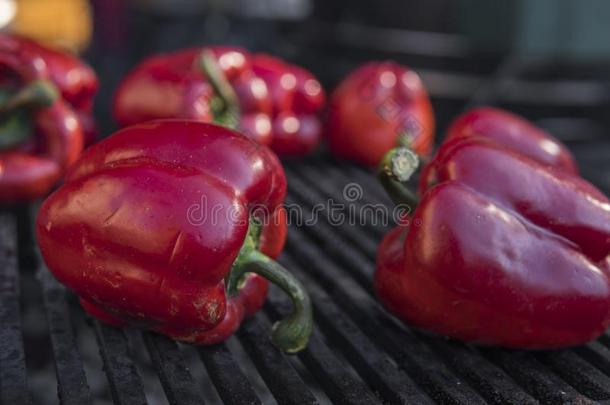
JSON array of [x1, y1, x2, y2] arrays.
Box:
[[3, 4, 610, 404]]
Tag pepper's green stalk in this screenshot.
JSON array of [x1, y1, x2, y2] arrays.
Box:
[[0, 80, 58, 150], [0, 80, 58, 115], [198, 50, 240, 130], [227, 219, 313, 353], [378, 147, 420, 208]]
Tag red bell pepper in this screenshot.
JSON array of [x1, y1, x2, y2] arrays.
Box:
[[113, 47, 325, 156], [36, 120, 312, 352], [326, 61, 435, 166], [0, 34, 95, 204], [376, 137, 610, 348], [0, 34, 99, 143], [251, 53, 326, 156], [445, 107, 578, 173]]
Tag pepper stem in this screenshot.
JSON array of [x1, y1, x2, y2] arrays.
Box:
[[378, 147, 420, 207], [227, 219, 312, 353], [0, 79, 58, 116], [198, 50, 240, 129], [228, 250, 312, 353]]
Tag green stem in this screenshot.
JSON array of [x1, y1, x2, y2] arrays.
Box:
[[198, 50, 240, 129], [0, 80, 58, 116], [378, 147, 420, 208], [226, 219, 312, 353], [228, 250, 313, 353]]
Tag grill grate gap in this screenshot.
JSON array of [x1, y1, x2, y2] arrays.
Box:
[[223, 336, 279, 405], [93, 321, 148, 405], [264, 291, 382, 405], [37, 269, 92, 405], [0, 212, 32, 405], [283, 239, 488, 405], [142, 332, 206, 405], [480, 349, 591, 404], [178, 343, 225, 404], [236, 314, 318, 405], [535, 351, 610, 400], [198, 342, 262, 405], [124, 328, 172, 405]]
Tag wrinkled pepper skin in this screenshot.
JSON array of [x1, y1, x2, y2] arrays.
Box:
[[36, 120, 291, 346], [377, 137, 610, 348], [113, 47, 325, 156], [0, 34, 95, 204], [445, 107, 578, 173], [327, 61, 434, 166], [0, 34, 99, 143]]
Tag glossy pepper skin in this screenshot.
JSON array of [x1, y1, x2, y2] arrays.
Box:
[[376, 137, 610, 349], [327, 61, 434, 166], [113, 47, 325, 156], [0, 34, 99, 143], [36, 120, 313, 352], [0, 34, 97, 204], [251, 53, 326, 156], [445, 107, 578, 173]]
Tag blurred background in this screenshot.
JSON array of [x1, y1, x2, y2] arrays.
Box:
[[3, 0, 610, 141]]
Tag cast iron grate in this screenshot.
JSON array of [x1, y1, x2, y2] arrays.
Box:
[[3, 141, 610, 404]]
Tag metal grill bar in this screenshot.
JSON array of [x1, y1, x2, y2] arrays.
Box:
[[284, 225, 491, 404], [143, 332, 205, 404], [481, 350, 590, 404], [198, 343, 262, 405], [0, 213, 31, 405], [284, 162, 599, 404], [264, 294, 381, 405], [93, 322, 148, 405], [237, 315, 318, 405], [536, 351, 610, 400], [279, 253, 434, 405], [4, 153, 610, 404], [38, 269, 92, 405]]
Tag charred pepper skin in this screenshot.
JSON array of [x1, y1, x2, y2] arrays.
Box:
[[36, 120, 312, 352], [0, 34, 96, 204], [327, 61, 434, 166], [376, 137, 610, 349], [113, 47, 325, 157]]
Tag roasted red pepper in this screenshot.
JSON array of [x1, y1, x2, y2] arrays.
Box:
[[0, 34, 96, 204], [113, 47, 325, 156], [326, 61, 435, 166], [376, 136, 610, 348], [36, 120, 312, 352], [445, 107, 578, 173]]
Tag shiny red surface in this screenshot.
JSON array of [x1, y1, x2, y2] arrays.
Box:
[[327, 61, 435, 166], [113, 47, 325, 156], [446, 107, 578, 173], [0, 34, 90, 204], [36, 120, 287, 345], [376, 137, 610, 348], [251, 54, 326, 156]]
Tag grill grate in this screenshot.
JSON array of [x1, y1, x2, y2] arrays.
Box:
[[3, 148, 610, 404]]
